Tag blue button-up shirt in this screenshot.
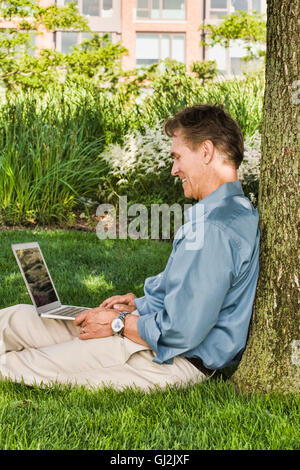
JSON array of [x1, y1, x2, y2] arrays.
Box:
[[135, 181, 260, 369]]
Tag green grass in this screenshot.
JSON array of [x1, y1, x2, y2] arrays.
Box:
[[0, 230, 299, 450], [0, 229, 171, 309], [1, 379, 299, 450]]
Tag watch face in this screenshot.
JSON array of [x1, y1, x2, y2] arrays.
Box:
[[112, 318, 124, 333]]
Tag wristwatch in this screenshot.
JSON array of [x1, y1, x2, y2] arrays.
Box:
[[111, 311, 129, 336]]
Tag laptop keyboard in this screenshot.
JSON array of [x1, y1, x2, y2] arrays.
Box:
[[56, 306, 88, 317]]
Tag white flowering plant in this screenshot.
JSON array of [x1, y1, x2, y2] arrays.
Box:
[[98, 122, 261, 208], [98, 121, 189, 208], [238, 131, 261, 205]]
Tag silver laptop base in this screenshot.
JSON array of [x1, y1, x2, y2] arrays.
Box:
[[41, 306, 88, 321]]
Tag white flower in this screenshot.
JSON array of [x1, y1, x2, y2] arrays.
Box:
[[102, 125, 261, 190], [101, 121, 172, 178], [238, 131, 261, 182]]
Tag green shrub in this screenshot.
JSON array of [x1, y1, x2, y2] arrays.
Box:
[[0, 70, 263, 227], [99, 122, 183, 206], [0, 88, 108, 225], [191, 60, 218, 83], [139, 69, 264, 138]]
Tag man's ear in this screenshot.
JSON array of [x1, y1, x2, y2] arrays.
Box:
[[201, 140, 214, 165]]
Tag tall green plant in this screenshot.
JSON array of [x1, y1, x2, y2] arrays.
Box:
[[0, 72, 264, 226], [139, 68, 264, 138], [0, 89, 108, 224]]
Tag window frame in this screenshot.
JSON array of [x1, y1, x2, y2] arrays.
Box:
[[4, 30, 38, 58], [135, 32, 186, 66], [61, 0, 113, 18], [136, 0, 186, 21], [56, 30, 113, 54], [208, 0, 264, 19], [206, 0, 266, 75]]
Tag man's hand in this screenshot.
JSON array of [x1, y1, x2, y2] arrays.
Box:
[[99, 292, 137, 310], [74, 307, 119, 340], [74, 305, 149, 348]]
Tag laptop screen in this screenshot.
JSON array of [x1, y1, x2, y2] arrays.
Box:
[[15, 247, 58, 307]]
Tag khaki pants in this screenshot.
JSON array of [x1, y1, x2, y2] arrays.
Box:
[[0, 304, 206, 392]]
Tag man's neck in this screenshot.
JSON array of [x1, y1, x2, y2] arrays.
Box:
[[198, 171, 238, 201]]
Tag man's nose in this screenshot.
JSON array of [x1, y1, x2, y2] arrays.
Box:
[[171, 161, 178, 177]]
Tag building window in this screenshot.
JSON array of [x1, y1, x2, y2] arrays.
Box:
[[208, 43, 227, 75], [136, 0, 186, 20], [8, 31, 37, 58], [61, 32, 79, 54], [59, 31, 112, 54], [82, 0, 100, 16], [229, 38, 249, 74], [27, 32, 37, 57], [252, 0, 261, 12], [207, 1, 265, 75], [208, 36, 264, 75], [231, 0, 248, 12], [63, 0, 113, 18], [230, 39, 264, 74], [208, 0, 262, 18], [209, 0, 229, 19], [136, 33, 185, 66], [102, 0, 113, 17]]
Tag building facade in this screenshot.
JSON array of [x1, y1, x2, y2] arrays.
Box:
[[55, 0, 122, 53], [0, 0, 267, 76], [121, 0, 203, 70]]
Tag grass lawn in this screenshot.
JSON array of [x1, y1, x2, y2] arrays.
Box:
[[0, 229, 299, 450]]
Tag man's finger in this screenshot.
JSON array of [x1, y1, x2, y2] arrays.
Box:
[[100, 296, 124, 308], [100, 293, 136, 309], [112, 304, 136, 312], [78, 331, 89, 340], [99, 296, 120, 307], [74, 311, 88, 326], [106, 297, 133, 309]]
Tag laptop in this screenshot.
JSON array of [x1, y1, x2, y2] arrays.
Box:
[[12, 242, 89, 320]]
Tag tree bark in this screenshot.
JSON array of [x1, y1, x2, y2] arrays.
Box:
[[231, 0, 300, 393]]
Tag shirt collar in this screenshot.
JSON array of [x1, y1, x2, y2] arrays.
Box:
[[184, 181, 244, 223]]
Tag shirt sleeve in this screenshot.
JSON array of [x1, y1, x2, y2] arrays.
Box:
[[137, 222, 235, 364]]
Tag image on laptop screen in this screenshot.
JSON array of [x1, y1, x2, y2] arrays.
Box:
[[15, 248, 58, 307]]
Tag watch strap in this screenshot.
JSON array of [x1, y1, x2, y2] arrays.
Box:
[[117, 311, 130, 336], [118, 311, 129, 320]]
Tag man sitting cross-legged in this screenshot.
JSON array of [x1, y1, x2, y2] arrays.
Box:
[[0, 105, 260, 392]]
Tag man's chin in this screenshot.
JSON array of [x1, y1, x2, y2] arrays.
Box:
[[183, 186, 191, 198]]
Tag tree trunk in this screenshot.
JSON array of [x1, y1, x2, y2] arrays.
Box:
[[231, 0, 300, 393]]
